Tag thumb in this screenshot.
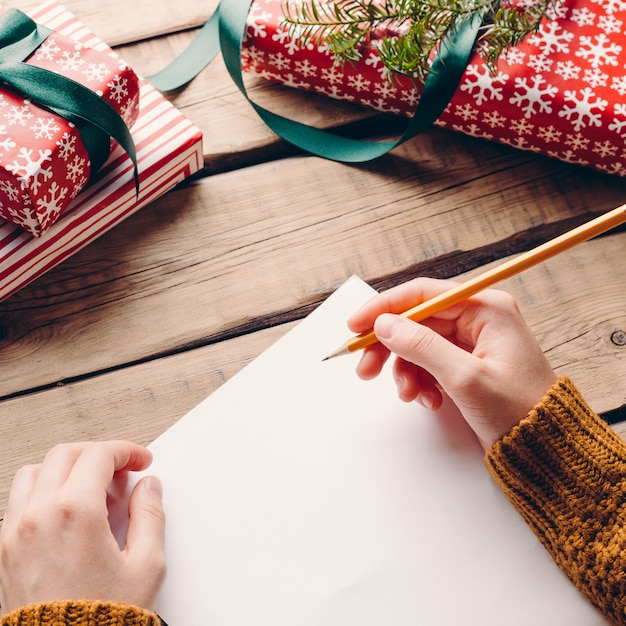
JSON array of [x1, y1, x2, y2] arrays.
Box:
[[374, 313, 474, 387], [126, 475, 166, 563]]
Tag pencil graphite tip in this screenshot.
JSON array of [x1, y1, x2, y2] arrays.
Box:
[[323, 342, 350, 361]]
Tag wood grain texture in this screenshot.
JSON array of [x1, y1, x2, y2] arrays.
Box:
[[2, 0, 624, 532], [1, 234, 624, 514], [2, 142, 625, 397], [116, 30, 388, 171], [16, 0, 217, 46], [0, 323, 291, 515]]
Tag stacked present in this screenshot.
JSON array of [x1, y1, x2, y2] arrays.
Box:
[[0, 3, 140, 236], [242, 0, 626, 176], [0, 1, 203, 301]]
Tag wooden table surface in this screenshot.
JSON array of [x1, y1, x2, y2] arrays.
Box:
[[1, 0, 625, 515]]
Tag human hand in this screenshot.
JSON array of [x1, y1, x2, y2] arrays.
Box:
[[0, 440, 166, 614], [348, 278, 557, 450]]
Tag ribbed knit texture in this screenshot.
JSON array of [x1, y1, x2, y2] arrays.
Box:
[[486, 376, 626, 625], [0, 601, 161, 626]]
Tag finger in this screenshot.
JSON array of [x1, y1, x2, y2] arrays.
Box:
[[393, 358, 442, 409], [374, 313, 477, 391], [2, 464, 40, 533], [452, 289, 528, 350], [125, 476, 166, 598], [64, 441, 153, 499], [29, 443, 86, 497], [348, 278, 462, 333], [354, 341, 390, 380]]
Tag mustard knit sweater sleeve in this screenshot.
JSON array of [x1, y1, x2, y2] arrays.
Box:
[[486, 376, 626, 625], [0, 600, 163, 626]]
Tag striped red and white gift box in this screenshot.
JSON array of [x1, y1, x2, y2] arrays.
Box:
[[0, 1, 203, 302]]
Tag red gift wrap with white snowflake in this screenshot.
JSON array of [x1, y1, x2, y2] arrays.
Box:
[[0, 5, 140, 237], [242, 0, 626, 176]]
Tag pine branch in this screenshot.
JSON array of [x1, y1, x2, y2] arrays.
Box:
[[282, 0, 557, 82]]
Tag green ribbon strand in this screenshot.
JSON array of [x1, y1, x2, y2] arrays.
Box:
[[0, 62, 137, 177], [148, 1, 482, 162], [148, 11, 221, 92], [0, 9, 138, 192], [0, 8, 51, 60], [218, 0, 482, 162]]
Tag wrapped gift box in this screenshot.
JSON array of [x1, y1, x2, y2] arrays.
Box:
[[0, 2, 140, 236], [242, 0, 626, 176], [0, 4, 203, 302]]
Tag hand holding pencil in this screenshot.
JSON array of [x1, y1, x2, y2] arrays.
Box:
[[340, 206, 626, 450], [327, 205, 626, 359], [346, 275, 558, 450]]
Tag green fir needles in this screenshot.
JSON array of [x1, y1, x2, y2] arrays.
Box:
[[282, 0, 557, 82]]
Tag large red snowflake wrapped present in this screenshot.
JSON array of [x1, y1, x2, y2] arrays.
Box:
[[0, 3, 140, 237], [242, 0, 626, 176]]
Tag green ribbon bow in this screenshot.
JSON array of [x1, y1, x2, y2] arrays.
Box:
[[0, 9, 139, 192], [149, 0, 483, 162]]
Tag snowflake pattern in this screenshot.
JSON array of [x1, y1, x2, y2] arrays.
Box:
[[36, 182, 69, 230], [6, 148, 54, 193], [528, 20, 574, 55], [57, 50, 85, 73], [559, 87, 607, 130], [0, 180, 20, 202], [34, 38, 61, 61], [576, 33, 621, 68], [459, 65, 508, 106], [83, 62, 109, 82], [0, 7, 140, 236], [609, 103, 626, 136], [66, 155, 88, 183], [107, 75, 130, 104], [510, 75, 558, 117], [30, 118, 61, 140], [242, 0, 626, 177]]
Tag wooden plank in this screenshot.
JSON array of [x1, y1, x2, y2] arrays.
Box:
[[2, 234, 624, 514], [116, 30, 384, 171], [15, 0, 217, 47], [0, 323, 291, 516], [1, 144, 625, 396]]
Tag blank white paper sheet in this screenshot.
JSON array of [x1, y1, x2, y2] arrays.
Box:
[[121, 275, 607, 625]]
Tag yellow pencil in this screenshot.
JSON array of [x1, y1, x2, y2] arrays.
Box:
[[324, 205, 626, 360]]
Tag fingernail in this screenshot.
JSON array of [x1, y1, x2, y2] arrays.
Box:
[[418, 394, 435, 411], [394, 371, 406, 396], [144, 475, 163, 499], [375, 314, 400, 340]]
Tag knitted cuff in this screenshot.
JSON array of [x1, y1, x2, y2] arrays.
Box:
[[485, 375, 626, 625], [0, 600, 162, 626]]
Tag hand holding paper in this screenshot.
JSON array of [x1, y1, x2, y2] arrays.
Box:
[[0, 441, 165, 613]]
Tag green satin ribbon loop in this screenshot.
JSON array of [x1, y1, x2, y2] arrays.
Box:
[[149, 1, 482, 162], [149, 11, 221, 92], [0, 9, 139, 192], [0, 8, 51, 61], [218, 0, 482, 161], [0, 62, 137, 177]]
